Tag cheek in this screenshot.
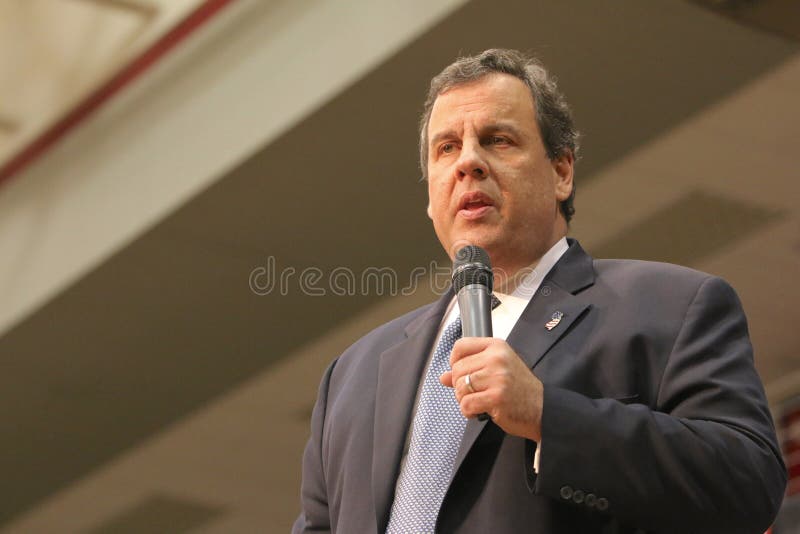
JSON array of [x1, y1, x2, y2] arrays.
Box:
[[503, 180, 551, 220], [426, 187, 442, 223], [427, 180, 447, 210]]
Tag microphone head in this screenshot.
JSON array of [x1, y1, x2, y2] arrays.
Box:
[[452, 245, 493, 293]]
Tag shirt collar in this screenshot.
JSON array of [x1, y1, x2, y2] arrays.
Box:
[[494, 236, 570, 304]]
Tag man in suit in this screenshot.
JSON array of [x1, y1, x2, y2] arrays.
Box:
[[293, 49, 786, 533]]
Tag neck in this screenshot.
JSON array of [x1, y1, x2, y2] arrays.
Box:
[[492, 260, 536, 294], [491, 235, 566, 294]]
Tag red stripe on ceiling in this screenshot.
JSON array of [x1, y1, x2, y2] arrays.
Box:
[[0, 0, 237, 187]]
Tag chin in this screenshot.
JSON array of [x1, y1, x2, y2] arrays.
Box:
[[445, 233, 501, 259]]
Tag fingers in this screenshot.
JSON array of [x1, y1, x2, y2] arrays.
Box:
[[440, 368, 484, 403], [439, 370, 453, 388], [464, 372, 476, 394], [449, 337, 495, 367], [453, 371, 478, 402], [441, 338, 545, 440], [446, 361, 486, 405], [448, 337, 498, 388], [449, 338, 509, 392], [457, 389, 495, 419]]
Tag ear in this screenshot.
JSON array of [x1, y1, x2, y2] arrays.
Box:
[[426, 202, 433, 219], [552, 151, 575, 202]]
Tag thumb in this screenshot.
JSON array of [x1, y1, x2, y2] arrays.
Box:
[[440, 370, 454, 388]]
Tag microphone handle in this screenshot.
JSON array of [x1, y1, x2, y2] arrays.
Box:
[[457, 285, 493, 337], [456, 284, 492, 421]]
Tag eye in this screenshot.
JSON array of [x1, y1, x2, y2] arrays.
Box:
[[439, 143, 456, 154], [488, 135, 509, 145]]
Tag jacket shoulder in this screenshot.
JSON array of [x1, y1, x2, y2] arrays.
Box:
[[593, 258, 725, 290], [336, 299, 441, 365]]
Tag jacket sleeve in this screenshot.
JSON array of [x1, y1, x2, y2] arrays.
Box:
[[292, 359, 337, 534], [534, 276, 786, 534]]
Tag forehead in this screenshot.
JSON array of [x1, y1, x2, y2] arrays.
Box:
[[428, 73, 536, 133]]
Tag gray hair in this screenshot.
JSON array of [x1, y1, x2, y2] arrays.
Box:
[[419, 48, 580, 221]]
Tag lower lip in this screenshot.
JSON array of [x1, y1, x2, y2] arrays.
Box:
[[458, 205, 494, 220]]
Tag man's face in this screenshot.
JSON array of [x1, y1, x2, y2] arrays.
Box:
[[426, 73, 574, 275]]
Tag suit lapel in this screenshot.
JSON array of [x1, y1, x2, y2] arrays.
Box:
[[511, 239, 595, 370], [372, 291, 452, 532], [508, 286, 590, 370], [451, 239, 595, 475]]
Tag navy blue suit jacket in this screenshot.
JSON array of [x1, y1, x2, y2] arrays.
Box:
[[294, 240, 785, 533]]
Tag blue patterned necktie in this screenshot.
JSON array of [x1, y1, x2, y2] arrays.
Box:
[[387, 295, 501, 532], [386, 316, 465, 533]]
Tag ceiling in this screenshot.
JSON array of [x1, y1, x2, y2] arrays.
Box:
[[0, 0, 205, 178], [0, 0, 798, 532]]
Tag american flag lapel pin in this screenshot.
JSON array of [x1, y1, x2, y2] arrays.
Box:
[[545, 311, 564, 331]]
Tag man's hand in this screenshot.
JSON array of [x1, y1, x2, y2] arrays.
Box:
[[440, 337, 544, 441]]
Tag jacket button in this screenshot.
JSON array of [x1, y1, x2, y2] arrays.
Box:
[[596, 497, 609, 511], [572, 489, 585, 504], [560, 486, 573, 500], [585, 493, 597, 507]]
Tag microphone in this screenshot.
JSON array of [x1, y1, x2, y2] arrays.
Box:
[[452, 245, 494, 421], [452, 245, 494, 338]]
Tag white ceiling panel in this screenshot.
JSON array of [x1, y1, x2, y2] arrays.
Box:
[[0, 0, 204, 165]]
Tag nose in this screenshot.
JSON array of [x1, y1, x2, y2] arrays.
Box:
[[455, 142, 488, 180]]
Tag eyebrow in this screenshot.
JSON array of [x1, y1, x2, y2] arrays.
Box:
[[429, 129, 458, 149], [482, 121, 525, 140], [428, 121, 525, 148]]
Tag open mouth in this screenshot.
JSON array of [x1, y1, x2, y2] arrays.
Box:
[[458, 191, 495, 219]]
